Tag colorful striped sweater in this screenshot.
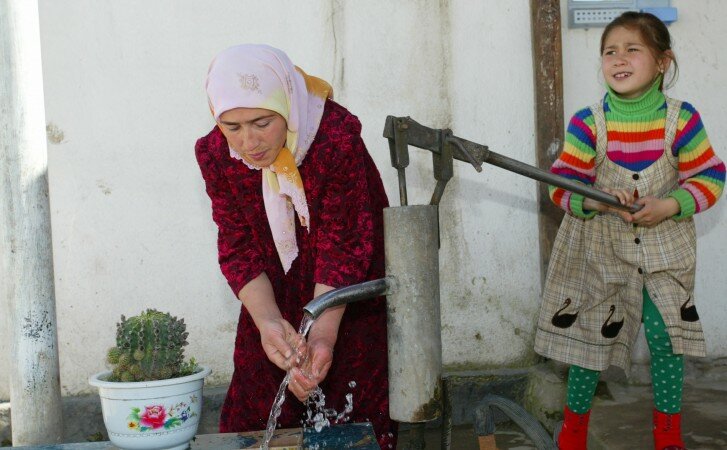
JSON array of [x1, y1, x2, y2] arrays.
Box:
[[550, 82, 725, 219]]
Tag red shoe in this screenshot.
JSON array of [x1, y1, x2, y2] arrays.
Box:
[[557, 406, 590, 450], [653, 409, 686, 450]]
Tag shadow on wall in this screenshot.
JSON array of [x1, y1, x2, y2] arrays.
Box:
[[455, 175, 539, 213]]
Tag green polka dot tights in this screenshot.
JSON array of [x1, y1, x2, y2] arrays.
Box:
[[566, 288, 683, 414]]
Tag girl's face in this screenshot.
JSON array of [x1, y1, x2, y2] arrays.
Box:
[[217, 108, 288, 167], [601, 26, 666, 99]]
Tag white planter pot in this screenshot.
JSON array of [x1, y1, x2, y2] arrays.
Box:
[[89, 367, 211, 450]]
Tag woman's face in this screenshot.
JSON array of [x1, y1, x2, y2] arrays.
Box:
[[217, 108, 288, 167], [601, 26, 665, 99]]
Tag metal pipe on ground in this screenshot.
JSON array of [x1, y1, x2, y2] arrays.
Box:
[[474, 395, 557, 450]]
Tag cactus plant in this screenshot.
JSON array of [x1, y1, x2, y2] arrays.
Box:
[[106, 309, 199, 382]]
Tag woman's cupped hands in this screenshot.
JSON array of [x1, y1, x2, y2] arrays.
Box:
[[258, 316, 335, 402], [288, 336, 334, 402]]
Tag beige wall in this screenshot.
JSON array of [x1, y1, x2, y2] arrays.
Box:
[[0, 0, 724, 398]]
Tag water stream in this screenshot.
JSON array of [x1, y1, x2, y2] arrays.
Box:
[[261, 314, 315, 449]]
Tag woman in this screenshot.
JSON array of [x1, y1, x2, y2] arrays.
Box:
[[195, 44, 396, 448]]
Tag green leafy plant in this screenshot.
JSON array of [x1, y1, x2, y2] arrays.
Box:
[[106, 309, 199, 382]]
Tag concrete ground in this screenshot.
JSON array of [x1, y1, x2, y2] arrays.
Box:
[[3, 367, 726, 449], [398, 378, 727, 450], [397, 423, 537, 450], [587, 377, 727, 450]]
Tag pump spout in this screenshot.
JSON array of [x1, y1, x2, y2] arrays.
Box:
[[303, 277, 394, 320]]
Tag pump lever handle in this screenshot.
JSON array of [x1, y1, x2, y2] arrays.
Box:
[[383, 115, 643, 213], [481, 150, 643, 214]]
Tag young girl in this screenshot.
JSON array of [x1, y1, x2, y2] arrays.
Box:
[[534, 12, 725, 450]]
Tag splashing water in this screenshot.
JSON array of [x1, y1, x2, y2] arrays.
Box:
[[261, 314, 315, 449], [305, 384, 355, 432]]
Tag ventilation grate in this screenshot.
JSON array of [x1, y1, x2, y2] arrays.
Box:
[[572, 8, 632, 26]]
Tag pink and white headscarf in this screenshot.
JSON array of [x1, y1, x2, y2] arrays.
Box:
[[206, 44, 332, 273]]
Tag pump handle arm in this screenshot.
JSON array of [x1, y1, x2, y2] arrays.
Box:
[[383, 115, 642, 213]]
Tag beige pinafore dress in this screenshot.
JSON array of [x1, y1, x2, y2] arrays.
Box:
[[534, 97, 706, 372]]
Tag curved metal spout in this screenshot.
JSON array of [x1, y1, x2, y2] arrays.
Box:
[[303, 277, 394, 320]]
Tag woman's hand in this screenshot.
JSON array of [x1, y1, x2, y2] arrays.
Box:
[[583, 188, 636, 223], [631, 196, 679, 227], [287, 283, 341, 402], [258, 317, 306, 371], [238, 273, 306, 371], [288, 338, 335, 402]]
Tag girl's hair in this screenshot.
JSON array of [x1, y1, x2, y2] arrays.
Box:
[[600, 11, 678, 90]]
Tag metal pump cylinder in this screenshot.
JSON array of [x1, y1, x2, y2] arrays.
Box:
[[384, 205, 442, 422]]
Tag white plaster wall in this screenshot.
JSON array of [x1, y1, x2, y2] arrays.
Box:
[[32, 0, 339, 396], [0, 0, 725, 398], [442, 1, 541, 370]]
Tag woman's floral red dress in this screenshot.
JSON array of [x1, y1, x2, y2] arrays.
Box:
[[195, 100, 396, 448]]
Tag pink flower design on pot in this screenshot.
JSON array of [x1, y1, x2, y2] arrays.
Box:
[[140, 405, 167, 429]]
